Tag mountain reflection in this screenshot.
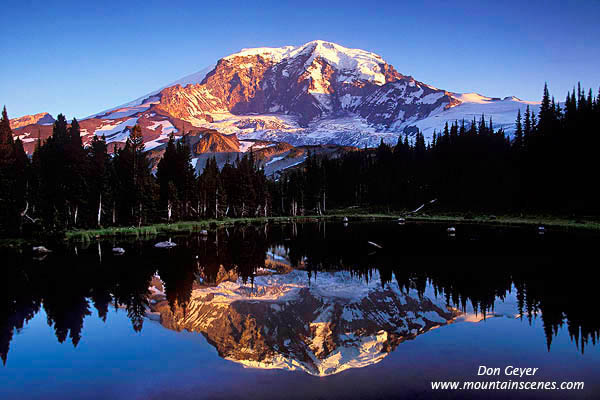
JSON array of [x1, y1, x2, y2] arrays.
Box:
[[153, 268, 459, 376], [1, 221, 599, 369]]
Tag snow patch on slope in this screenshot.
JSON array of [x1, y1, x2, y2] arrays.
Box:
[[95, 117, 139, 143], [451, 92, 496, 104], [145, 121, 178, 151]]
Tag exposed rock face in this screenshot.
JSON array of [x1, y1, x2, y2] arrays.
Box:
[[355, 81, 460, 128], [149, 270, 460, 376], [252, 142, 294, 161], [153, 85, 217, 123], [194, 130, 240, 153], [9, 113, 54, 129]]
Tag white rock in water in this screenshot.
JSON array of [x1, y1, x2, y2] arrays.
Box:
[[112, 247, 125, 255], [154, 241, 177, 248], [32, 246, 51, 254]]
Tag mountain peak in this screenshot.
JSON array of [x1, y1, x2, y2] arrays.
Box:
[[10, 112, 54, 129], [503, 95, 522, 102], [223, 40, 388, 84]]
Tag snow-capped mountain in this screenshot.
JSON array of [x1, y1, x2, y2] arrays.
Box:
[[12, 40, 540, 153]]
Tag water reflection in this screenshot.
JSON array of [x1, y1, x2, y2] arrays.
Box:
[[1, 221, 599, 371], [150, 268, 459, 376]]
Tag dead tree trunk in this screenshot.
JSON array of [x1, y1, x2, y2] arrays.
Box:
[[97, 193, 102, 227], [215, 188, 219, 218]]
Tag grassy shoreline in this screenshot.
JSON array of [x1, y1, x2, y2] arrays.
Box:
[[63, 212, 600, 242], [64, 215, 342, 242], [2, 212, 597, 247], [403, 214, 600, 231]]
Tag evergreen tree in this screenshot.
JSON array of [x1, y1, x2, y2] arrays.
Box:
[[0, 107, 14, 147], [538, 82, 552, 132], [156, 134, 178, 221], [523, 105, 532, 140], [35, 114, 72, 230], [88, 135, 111, 227], [443, 122, 449, 142], [0, 107, 29, 233], [64, 118, 88, 226], [199, 156, 224, 218], [175, 137, 196, 218], [514, 109, 523, 149], [112, 125, 156, 226]]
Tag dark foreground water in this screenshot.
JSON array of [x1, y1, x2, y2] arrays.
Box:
[[1, 221, 599, 399]]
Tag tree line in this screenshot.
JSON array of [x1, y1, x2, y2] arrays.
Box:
[[1, 82, 599, 235], [0, 113, 271, 235], [273, 83, 600, 215]]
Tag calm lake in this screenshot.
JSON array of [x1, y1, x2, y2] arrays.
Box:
[[1, 221, 599, 399]]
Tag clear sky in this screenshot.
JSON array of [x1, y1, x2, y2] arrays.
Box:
[[1, 0, 599, 119]]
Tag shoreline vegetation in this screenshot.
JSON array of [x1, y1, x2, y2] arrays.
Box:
[[1, 211, 598, 248], [61, 212, 600, 242]]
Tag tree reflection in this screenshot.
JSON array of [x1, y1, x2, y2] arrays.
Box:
[[0, 221, 598, 364]]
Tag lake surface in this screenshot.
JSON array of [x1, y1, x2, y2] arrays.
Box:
[[1, 221, 599, 399]]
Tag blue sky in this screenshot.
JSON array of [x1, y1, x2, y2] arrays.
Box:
[[1, 0, 599, 119]]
